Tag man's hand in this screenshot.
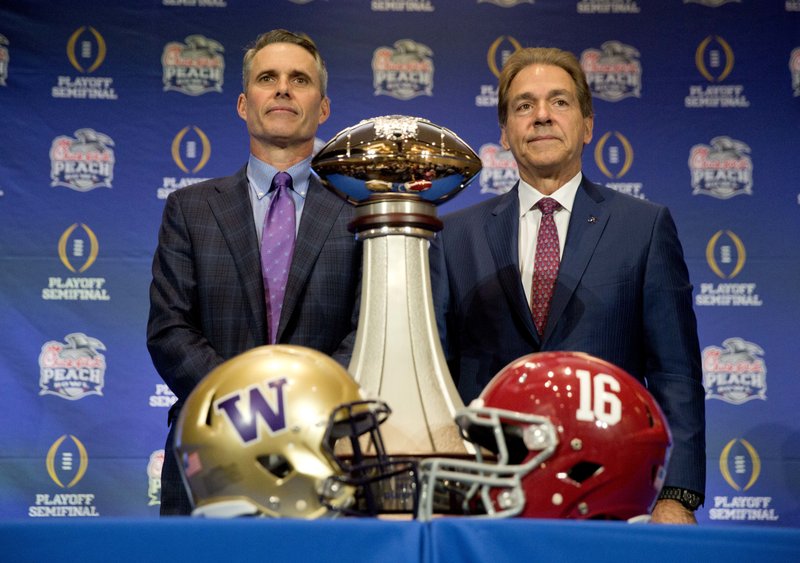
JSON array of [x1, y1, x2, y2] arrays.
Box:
[[650, 499, 698, 524]]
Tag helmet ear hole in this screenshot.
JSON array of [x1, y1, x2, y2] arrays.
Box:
[[566, 461, 603, 484], [460, 420, 499, 453], [258, 454, 293, 479], [204, 398, 215, 427]]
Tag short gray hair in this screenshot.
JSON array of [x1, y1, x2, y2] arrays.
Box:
[[241, 29, 328, 96]]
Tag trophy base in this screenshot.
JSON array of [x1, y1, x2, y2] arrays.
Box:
[[349, 194, 443, 238]]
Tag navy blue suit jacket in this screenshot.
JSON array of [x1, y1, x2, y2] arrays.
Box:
[[430, 177, 705, 495], [147, 166, 361, 514]]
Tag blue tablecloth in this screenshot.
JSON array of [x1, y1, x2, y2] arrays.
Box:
[[1, 518, 798, 563]]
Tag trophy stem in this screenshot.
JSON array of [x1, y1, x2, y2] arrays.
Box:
[[348, 195, 470, 455]]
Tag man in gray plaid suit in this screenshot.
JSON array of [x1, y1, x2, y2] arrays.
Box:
[[147, 29, 360, 515]]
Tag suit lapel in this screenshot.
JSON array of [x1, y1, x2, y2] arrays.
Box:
[[279, 176, 346, 339], [543, 178, 608, 342], [207, 167, 267, 342], [485, 184, 539, 342]]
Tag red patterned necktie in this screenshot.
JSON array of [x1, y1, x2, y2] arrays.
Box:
[[531, 197, 561, 336], [261, 172, 296, 344]]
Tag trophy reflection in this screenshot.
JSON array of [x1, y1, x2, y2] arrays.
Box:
[[312, 116, 481, 465]]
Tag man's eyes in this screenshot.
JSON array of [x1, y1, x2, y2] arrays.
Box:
[[257, 74, 310, 85]]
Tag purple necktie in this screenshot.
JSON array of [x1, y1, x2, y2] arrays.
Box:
[[531, 197, 561, 336], [261, 172, 296, 344]]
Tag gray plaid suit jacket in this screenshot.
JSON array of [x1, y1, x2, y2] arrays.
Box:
[[147, 166, 360, 514]]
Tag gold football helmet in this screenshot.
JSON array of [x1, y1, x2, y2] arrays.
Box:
[[174, 345, 403, 518]]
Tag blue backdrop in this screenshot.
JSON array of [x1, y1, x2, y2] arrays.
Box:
[[1, 0, 798, 526]]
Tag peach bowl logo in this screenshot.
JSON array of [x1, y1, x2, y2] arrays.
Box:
[[703, 337, 766, 404], [373, 39, 434, 100], [50, 128, 115, 192], [790, 48, 800, 97], [580, 41, 641, 102], [0, 33, 9, 86], [39, 333, 107, 400], [689, 136, 752, 199], [162, 35, 224, 96], [147, 450, 165, 506], [478, 143, 518, 195]]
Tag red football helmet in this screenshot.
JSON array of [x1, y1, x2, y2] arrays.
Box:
[[418, 351, 671, 521]]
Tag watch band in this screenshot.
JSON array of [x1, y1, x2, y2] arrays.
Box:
[[658, 486, 703, 511]]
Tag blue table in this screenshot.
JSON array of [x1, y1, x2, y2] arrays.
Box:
[[1, 518, 798, 563]]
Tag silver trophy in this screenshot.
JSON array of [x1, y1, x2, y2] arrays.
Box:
[[312, 116, 481, 479]]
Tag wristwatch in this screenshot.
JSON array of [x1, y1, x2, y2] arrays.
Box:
[[658, 487, 703, 511]]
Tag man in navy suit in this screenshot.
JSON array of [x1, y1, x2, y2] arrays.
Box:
[[430, 48, 705, 523], [147, 30, 360, 515]]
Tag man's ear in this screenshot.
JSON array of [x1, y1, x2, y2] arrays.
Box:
[[500, 126, 509, 150], [236, 93, 247, 121], [318, 96, 330, 125], [583, 115, 594, 145]]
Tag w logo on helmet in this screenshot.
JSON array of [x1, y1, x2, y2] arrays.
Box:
[[214, 377, 288, 444]]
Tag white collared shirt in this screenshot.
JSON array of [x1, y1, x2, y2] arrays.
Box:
[[518, 172, 582, 307]]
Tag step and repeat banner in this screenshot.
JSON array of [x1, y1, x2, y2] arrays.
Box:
[[1, 0, 798, 525]]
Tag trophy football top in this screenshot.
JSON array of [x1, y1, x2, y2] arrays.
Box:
[[312, 115, 482, 205]]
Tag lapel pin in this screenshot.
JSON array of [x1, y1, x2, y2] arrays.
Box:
[[588, 215, 597, 223]]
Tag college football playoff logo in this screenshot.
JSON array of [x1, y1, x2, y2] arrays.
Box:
[[487, 36, 522, 78], [593, 131, 634, 179], [58, 223, 99, 273], [719, 438, 760, 492], [66, 26, 106, 73], [695, 36, 734, 82], [171, 126, 211, 174], [706, 230, 745, 279], [46, 435, 89, 488]]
